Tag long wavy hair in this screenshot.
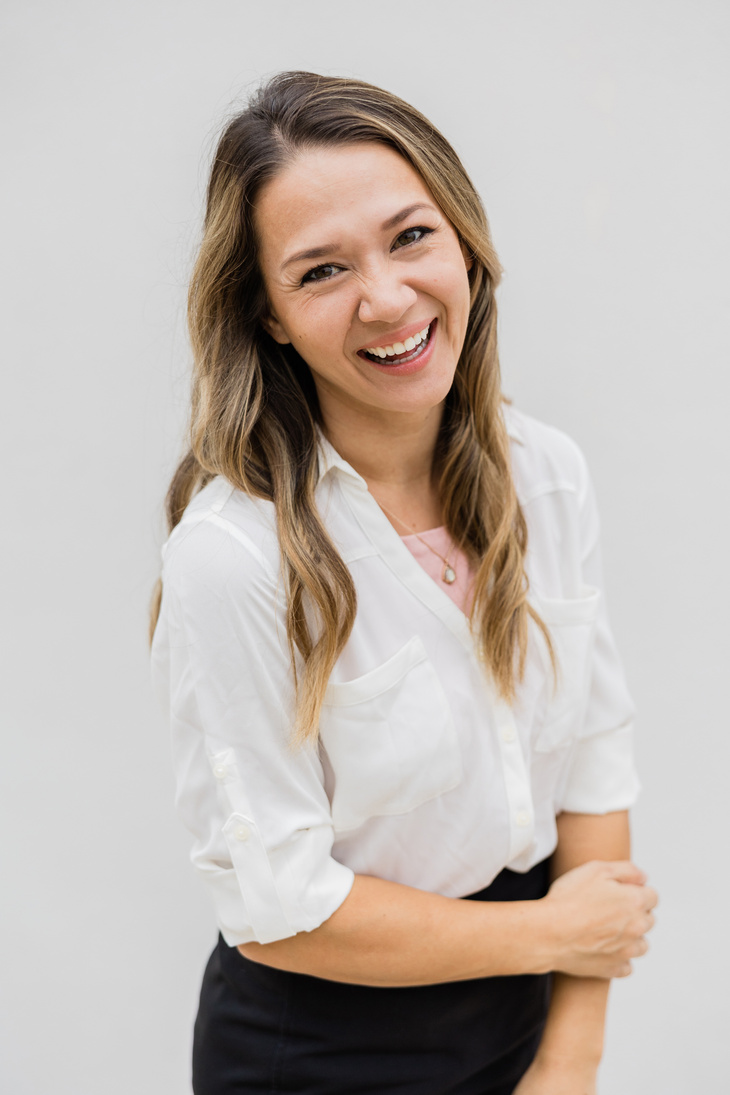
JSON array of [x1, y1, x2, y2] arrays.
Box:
[[151, 71, 553, 744]]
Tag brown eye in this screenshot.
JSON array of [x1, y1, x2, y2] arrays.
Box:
[[393, 226, 433, 250], [302, 263, 339, 284]]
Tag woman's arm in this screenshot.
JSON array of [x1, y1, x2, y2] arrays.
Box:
[[239, 840, 655, 987], [513, 810, 651, 1094]]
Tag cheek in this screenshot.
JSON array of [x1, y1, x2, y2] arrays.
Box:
[[271, 295, 323, 348], [284, 313, 345, 373], [293, 295, 354, 353], [293, 317, 335, 355], [431, 264, 472, 321], [426, 243, 471, 294]]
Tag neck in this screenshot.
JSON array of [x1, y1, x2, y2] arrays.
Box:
[[323, 407, 442, 486], [319, 398, 445, 532]]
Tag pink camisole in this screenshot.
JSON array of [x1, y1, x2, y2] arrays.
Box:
[[399, 527, 475, 616]]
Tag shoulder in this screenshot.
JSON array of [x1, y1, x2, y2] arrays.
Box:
[[161, 476, 282, 599], [503, 404, 590, 507]]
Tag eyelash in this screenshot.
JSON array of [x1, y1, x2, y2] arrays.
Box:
[[300, 225, 435, 285]]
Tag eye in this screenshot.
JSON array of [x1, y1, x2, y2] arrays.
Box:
[[392, 225, 434, 250], [301, 263, 341, 285]]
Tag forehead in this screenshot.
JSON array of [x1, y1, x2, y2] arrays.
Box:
[[254, 143, 437, 267]]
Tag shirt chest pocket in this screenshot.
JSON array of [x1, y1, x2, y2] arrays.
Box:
[[319, 635, 463, 833], [532, 586, 601, 754]]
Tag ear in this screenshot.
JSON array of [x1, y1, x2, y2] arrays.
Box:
[[261, 311, 292, 345]]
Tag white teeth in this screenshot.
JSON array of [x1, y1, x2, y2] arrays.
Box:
[[364, 323, 431, 358]]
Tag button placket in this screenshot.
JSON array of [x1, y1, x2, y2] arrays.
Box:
[[492, 700, 535, 861]]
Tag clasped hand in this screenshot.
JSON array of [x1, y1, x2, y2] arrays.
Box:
[[543, 859, 658, 979]]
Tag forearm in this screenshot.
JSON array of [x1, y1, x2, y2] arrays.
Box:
[[536, 810, 631, 1068], [550, 810, 631, 881], [239, 872, 554, 987], [239, 812, 647, 990]]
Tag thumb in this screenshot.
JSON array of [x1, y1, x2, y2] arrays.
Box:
[[603, 860, 647, 885]]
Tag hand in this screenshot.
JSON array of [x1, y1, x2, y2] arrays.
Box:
[[512, 1055, 598, 1095], [542, 859, 658, 979]]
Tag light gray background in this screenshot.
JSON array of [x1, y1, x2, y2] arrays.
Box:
[[2, 1, 728, 1091]]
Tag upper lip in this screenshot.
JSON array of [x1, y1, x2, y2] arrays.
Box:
[[356, 317, 436, 354]]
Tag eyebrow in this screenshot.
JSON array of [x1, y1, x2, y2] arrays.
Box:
[[279, 202, 438, 272]]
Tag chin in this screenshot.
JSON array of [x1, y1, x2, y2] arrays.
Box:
[[383, 378, 455, 415]]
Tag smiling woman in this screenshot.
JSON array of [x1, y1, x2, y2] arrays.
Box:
[[150, 72, 656, 1095], [257, 143, 472, 417]]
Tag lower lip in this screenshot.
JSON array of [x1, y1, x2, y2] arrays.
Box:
[[358, 320, 438, 377]]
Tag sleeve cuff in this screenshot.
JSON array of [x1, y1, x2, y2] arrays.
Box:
[[558, 722, 641, 814], [200, 826, 356, 946]]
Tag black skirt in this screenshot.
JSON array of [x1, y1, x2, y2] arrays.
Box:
[[193, 858, 552, 1095]]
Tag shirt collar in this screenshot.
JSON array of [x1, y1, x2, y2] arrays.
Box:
[[316, 430, 368, 488]]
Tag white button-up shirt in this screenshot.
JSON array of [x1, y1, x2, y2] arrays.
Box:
[[151, 407, 640, 946]]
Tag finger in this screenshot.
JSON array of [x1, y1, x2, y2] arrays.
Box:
[[615, 961, 633, 978], [644, 886, 659, 910], [632, 937, 649, 957], [604, 861, 648, 885], [644, 912, 656, 933]]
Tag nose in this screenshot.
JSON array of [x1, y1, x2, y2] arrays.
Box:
[[356, 264, 418, 326]]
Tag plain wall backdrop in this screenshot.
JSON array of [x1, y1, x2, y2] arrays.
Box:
[[2, 1, 728, 1091]]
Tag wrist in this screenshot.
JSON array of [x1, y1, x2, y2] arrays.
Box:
[[502, 896, 561, 977], [526, 895, 561, 975], [470, 897, 557, 978]]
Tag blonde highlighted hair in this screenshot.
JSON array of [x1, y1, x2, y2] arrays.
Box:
[[151, 71, 553, 743]]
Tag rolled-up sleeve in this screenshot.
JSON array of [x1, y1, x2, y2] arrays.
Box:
[[558, 453, 641, 814], [151, 516, 355, 945]]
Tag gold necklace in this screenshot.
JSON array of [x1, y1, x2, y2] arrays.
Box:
[[374, 498, 457, 585]]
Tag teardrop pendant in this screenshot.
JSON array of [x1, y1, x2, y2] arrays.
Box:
[[442, 564, 456, 585]]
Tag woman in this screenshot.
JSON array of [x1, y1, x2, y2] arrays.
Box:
[[151, 71, 657, 1095]]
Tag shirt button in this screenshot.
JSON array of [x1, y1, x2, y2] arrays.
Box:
[[234, 825, 251, 842], [515, 810, 530, 827], [213, 764, 228, 780], [501, 725, 516, 743]]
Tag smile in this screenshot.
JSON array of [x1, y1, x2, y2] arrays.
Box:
[[360, 322, 434, 365]]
